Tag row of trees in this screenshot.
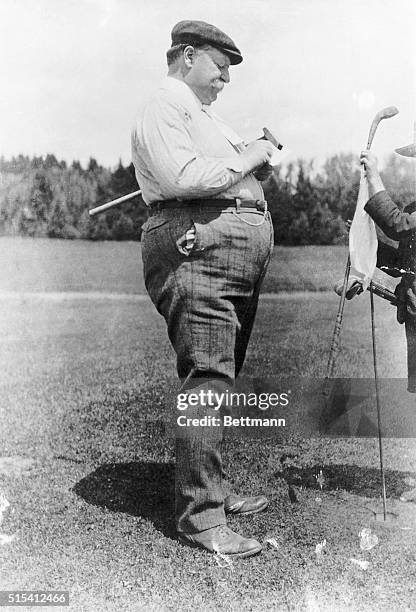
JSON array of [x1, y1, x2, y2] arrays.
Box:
[[0, 153, 414, 244], [0, 155, 141, 241]]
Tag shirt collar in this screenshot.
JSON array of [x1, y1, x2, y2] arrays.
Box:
[[161, 76, 204, 111]]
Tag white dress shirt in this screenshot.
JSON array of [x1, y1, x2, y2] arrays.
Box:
[[131, 76, 264, 205]]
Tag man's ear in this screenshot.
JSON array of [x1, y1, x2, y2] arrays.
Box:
[[183, 45, 195, 68]]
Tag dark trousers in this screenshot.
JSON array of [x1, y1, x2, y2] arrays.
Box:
[[405, 317, 416, 393], [396, 280, 416, 393], [141, 206, 273, 533]]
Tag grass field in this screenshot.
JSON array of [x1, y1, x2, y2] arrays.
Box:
[[0, 237, 349, 294], [0, 237, 415, 611]]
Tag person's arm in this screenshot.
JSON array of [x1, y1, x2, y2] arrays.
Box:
[[138, 98, 274, 199], [376, 241, 400, 275], [360, 150, 416, 239]]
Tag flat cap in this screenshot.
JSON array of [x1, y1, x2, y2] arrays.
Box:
[[171, 20, 243, 65], [395, 143, 416, 158]]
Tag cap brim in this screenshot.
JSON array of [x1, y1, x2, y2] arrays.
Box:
[[220, 47, 243, 65], [395, 144, 416, 158]]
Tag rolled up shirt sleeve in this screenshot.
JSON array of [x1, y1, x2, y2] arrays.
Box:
[[365, 190, 416, 240], [139, 98, 244, 199]]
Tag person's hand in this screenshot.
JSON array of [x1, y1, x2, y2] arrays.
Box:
[[360, 150, 379, 179], [253, 162, 273, 182], [360, 150, 385, 196], [240, 141, 274, 174]]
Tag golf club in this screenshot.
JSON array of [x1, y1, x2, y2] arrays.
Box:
[[89, 189, 142, 217], [325, 106, 399, 522], [325, 106, 399, 381], [88, 127, 283, 217], [367, 106, 399, 150], [369, 282, 387, 520]]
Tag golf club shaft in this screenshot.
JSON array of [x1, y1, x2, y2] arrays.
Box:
[[365, 108, 398, 522], [366, 110, 398, 522], [367, 118, 382, 150], [325, 136, 370, 382], [325, 107, 398, 382], [89, 190, 142, 217], [325, 258, 351, 382], [369, 283, 387, 520]]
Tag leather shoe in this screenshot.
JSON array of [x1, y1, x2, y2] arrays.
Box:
[[224, 494, 269, 515], [179, 525, 262, 558]]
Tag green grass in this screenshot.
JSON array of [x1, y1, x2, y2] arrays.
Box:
[[0, 238, 415, 611], [0, 237, 348, 294]]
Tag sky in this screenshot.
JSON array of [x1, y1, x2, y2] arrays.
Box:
[[0, 0, 415, 168]]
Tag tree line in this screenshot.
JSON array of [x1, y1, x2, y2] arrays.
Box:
[[0, 153, 414, 244]]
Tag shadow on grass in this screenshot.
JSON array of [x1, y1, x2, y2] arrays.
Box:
[[73, 461, 176, 539], [276, 461, 416, 499]]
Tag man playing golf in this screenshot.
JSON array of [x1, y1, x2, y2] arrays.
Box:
[[361, 146, 416, 393], [132, 20, 276, 557]]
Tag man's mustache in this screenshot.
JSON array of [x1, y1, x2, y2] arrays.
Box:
[[212, 79, 224, 91]]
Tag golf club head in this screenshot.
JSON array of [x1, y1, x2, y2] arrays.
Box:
[[367, 106, 399, 149], [376, 106, 399, 121], [262, 127, 283, 150]]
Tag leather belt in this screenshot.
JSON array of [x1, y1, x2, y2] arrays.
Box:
[[149, 198, 268, 213]]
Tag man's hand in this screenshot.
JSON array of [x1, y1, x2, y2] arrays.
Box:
[[254, 162, 273, 182], [240, 141, 275, 175], [360, 150, 379, 178], [360, 150, 385, 197]]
